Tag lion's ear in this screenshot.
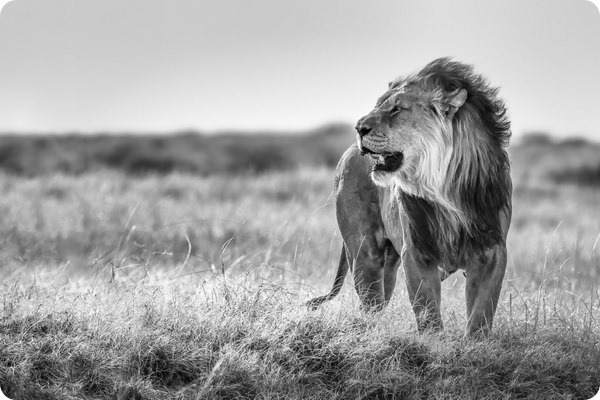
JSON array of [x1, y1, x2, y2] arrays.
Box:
[[447, 88, 467, 118]]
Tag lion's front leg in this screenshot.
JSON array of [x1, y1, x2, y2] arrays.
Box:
[[402, 249, 443, 332], [465, 244, 507, 336], [383, 242, 401, 304]]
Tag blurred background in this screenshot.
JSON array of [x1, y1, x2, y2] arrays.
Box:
[[0, 0, 598, 292], [0, 0, 599, 174]]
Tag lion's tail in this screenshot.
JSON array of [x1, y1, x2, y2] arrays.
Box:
[[305, 245, 349, 310]]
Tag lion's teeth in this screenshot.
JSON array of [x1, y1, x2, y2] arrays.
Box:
[[369, 154, 386, 163]]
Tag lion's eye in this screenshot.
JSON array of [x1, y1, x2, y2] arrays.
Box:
[[391, 104, 408, 115]]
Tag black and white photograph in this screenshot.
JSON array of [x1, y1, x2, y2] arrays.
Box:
[[0, 0, 599, 399]]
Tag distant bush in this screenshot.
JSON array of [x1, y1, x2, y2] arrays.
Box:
[[558, 137, 590, 147], [0, 124, 354, 176], [520, 132, 554, 146], [550, 162, 600, 186], [0, 142, 27, 174], [224, 142, 293, 173]]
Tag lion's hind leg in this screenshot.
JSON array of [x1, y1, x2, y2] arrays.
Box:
[[348, 234, 391, 312], [306, 246, 349, 309], [306, 236, 394, 312]]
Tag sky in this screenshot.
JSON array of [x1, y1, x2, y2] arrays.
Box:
[[0, 0, 599, 139]]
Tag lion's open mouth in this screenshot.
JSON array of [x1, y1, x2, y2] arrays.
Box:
[[370, 152, 404, 172]]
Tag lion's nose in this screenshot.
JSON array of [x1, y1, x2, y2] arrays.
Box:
[[355, 122, 372, 138], [356, 114, 377, 137]]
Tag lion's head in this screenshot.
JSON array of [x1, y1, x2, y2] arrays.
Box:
[[356, 81, 466, 198], [356, 58, 511, 253]]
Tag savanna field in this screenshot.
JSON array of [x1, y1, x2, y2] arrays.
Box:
[[0, 130, 599, 399]]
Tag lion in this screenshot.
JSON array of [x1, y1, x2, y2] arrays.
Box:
[[308, 58, 512, 336]]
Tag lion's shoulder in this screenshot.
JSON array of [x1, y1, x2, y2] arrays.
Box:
[[334, 144, 375, 195]]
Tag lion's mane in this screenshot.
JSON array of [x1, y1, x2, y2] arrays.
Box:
[[396, 58, 511, 265]]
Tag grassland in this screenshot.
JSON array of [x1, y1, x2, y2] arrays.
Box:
[[0, 136, 599, 399]]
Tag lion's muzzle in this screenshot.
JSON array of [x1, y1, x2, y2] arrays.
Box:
[[355, 113, 403, 171], [355, 118, 377, 156], [355, 130, 404, 172]]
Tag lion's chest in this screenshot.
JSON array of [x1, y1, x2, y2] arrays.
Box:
[[387, 190, 471, 271], [378, 188, 404, 251]]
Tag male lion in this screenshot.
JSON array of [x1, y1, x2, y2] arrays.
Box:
[[308, 58, 512, 336]]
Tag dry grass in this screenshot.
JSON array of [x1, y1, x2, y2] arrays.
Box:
[[0, 158, 599, 399], [1, 277, 598, 399]]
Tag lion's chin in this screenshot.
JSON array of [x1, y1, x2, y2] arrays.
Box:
[[371, 170, 411, 190], [370, 170, 395, 187], [371, 171, 421, 197]]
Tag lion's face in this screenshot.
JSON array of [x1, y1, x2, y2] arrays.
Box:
[[356, 84, 467, 198]]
